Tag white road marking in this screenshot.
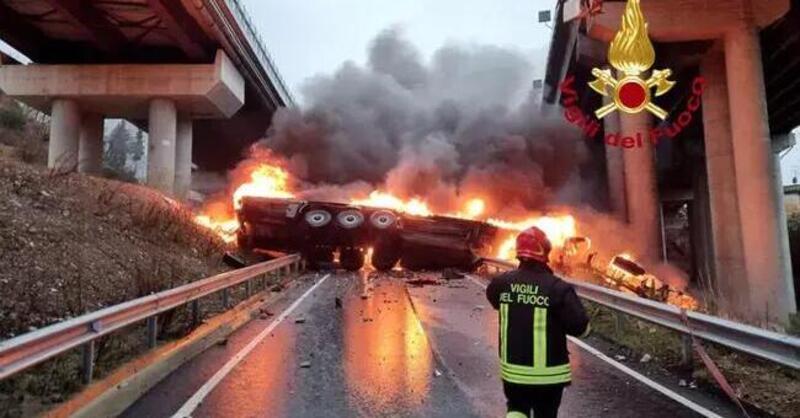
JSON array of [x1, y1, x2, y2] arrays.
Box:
[[466, 274, 723, 418], [171, 274, 331, 418]]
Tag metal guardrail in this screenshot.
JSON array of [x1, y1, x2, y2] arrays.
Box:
[[0, 254, 303, 382], [205, 0, 295, 107], [482, 258, 800, 370]]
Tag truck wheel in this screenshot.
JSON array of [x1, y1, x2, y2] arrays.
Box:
[[340, 248, 364, 271], [372, 244, 400, 271]]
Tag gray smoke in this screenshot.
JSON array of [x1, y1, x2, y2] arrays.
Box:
[[258, 28, 587, 215]]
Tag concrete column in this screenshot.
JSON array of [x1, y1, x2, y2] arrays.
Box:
[[147, 98, 177, 195], [604, 95, 627, 222], [700, 48, 749, 315], [174, 117, 193, 200], [620, 111, 662, 262], [78, 113, 104, 175], [48, 99, 81, 171], [725, 26, 796, 321]]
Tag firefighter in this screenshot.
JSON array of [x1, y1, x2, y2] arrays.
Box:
[[486, 227, 590, 418]]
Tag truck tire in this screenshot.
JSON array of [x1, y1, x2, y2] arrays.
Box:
[[372, 243, 401, 271], [340, 248, 365, 271]]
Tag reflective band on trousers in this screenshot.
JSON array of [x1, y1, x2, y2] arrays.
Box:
[[499, 304, 571, 385]]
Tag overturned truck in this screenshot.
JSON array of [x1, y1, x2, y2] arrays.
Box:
[[236, 197, 498, 271]]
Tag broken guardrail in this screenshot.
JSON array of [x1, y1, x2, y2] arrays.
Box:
[[0, 254, 304, 383], [482, 257, 800, 370]]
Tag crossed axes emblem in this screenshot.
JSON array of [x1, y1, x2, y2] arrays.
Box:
[[588, 68, 675, 120]]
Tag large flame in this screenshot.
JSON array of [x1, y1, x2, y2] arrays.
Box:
[[351, 191, 433, 217], [490, 215, 577, 260], [608, 0, 654, 75], [232, 164, 294, 209]]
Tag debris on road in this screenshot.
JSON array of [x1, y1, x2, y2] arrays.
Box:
[[299, 361, 312, 368], [613, 354, 626, 361], [639, 354, 652, 363], [295, 316, 306, 324], [406, 277, 440, 287], [441, 268, 465, 281], [335, 297, 343, 308], [434, 369, 443, 377], [222, 251, 247, 268]]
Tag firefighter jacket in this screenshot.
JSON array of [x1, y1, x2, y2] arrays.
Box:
[[486, 262, 590, 385]]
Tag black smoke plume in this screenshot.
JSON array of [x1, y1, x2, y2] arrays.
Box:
[[254, 28, 587, 216]]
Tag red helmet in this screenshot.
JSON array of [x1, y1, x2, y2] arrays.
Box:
[[516, 226, 552, 263]]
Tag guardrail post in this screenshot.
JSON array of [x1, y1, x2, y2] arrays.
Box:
[[245, 279, 252, 298], [681, 335, 694, 367], [147, 317, 158, 349], [222, 289, 230, 309], [191, 300, 200, 326], [81, 341, 95, 385], [614, 312, 624, 336]]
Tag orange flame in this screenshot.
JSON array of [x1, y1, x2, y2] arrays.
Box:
[[490, 215, 578, 260], [351, 191, 432, 217], [232, 164, 294, 209]]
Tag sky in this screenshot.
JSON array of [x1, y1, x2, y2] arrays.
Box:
[[242, 0, 556, 103]]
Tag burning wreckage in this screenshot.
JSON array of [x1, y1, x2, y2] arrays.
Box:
[[232, 196, 697, 309], [236, 196, 499, 272]]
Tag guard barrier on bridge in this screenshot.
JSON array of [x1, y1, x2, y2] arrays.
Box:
[[0, 254, 303, 383], [482, 258, 800, 370]]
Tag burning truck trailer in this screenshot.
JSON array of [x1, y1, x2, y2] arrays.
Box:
[[235, 196, 499, 272]]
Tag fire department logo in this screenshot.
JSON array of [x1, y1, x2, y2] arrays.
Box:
[[588, 0, 674, 120]]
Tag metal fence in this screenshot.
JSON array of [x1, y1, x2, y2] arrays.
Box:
[[482, 258, 800, 370], [0, 254, 303, 383]]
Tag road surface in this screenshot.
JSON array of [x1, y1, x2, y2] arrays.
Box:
[[123, 270, 736, 417]]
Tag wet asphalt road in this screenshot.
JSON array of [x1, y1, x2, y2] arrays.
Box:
[[123, 271, 724, 417]]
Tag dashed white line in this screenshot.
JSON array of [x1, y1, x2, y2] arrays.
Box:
[[171, 273, 331, 418], [466, 274, 723, 418]]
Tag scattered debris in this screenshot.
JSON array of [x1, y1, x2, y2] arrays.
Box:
[[473, 305, 485, 311], [295, 316, 306, 324], [222, 251, 247, 268], [271, 284, 285, 292], [406, 277, 439, 287], [217, 338, 229, 346], [442, 268, 465, 281], [434, 369, 443, 377], [639, 354, 652, 363], [299, 361, 312, 368], [678, 379, 688, 387], [335, 297, 343, 308], [613, 354, 626, 361]]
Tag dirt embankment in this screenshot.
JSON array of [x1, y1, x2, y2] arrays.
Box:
[[0, 152, 230, 416], [0, 155, 228, 337]]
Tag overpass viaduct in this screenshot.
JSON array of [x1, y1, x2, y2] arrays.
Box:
[[544, 0, 799, 323], [0, 0, 292, 198]]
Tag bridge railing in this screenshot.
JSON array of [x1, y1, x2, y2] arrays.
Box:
[[0, 254, 303, 383], [481, 258, 800, 370], [206, 0, 295, 107]]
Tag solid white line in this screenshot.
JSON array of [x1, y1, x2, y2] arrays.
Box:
[[466, 274, 722, 418], [171, 273, 331, 418]]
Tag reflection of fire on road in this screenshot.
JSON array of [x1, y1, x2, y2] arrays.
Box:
[[343, 277, 431, 411]]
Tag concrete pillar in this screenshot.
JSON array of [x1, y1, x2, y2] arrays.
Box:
[[147, 99, 177, 195], [48, 99, 81, 171], [604, 95, 627, 222], [174, 117, 193, 200], [725, 26, 796, 321], [700, 48, 749, 315], [620, 111, 662, 262], [78, 113, 104, 175]]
